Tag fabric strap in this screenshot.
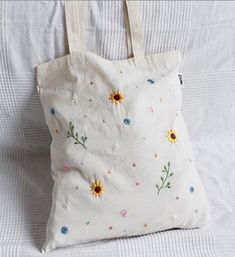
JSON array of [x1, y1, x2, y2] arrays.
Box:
[[64, 1, 145, 58]]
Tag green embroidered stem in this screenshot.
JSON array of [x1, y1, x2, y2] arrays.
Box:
[[67, 121, 87, 149], [156, 162, 173, 195]]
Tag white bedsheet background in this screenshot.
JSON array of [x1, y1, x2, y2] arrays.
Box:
[[0, 1, 234, 256]]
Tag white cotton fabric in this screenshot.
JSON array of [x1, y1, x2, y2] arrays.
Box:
[[36, 1, 209, 252], [1, 1, 235, 257]]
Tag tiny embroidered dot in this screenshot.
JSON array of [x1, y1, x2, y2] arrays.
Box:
[[89, 99, 92, 102], [136, 182, 140, 186], [50, 108, 55, 115], [143, 137, 146, 141], [102, 119, 106, 123], [189, 159, 192, 163], [171, 214, 177, 220], [161, 74, 165, 77], [107, 170, 112, 175], [75, 186, 79, 190], [176, 113, 178, 117], [109, 226, 113, 230], [195, 209, 198, 214], [136, 86, 139, 89], [189, 186, 195, 193], [132, 163, 136, 167], [154, 153, 158, 159], [147, 79, 155, 84], [90, 81, 94, 85], [144, 224, 148, 227], [119, 70, 123, 74], [55, 129, 59, 133], [150, 106, 155, 113], [61, 226, 68, 235], [80, 162, 84, 166], [123, 118, 131, 125], [64, 165, 69, 171], [120, 209, 128, 218], [86, 221, 90, 225], [160, 98, 162, 102], [83, 114, 87, 118], [176, 196, 179, 200]]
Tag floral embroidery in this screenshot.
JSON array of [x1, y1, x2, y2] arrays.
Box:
[[61, 226, 68, 235], [123, 118, 131, 125], [67, 121, 87, 149], [147, 79, 155, 84], [189, 186, 195, 193], [120, 209, 128, 218], [112, 143, 120, 152], [108, 226, 113, 230], [156, 162, 173, 195], [167, 129, 177, 143], [90, 180, 104, 197], [71, 94, 77, 104], [50, 108, 55, 115], [109, 90, 124, 105]]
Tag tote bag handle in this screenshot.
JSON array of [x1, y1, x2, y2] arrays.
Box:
[[65, 1, 145, 58]]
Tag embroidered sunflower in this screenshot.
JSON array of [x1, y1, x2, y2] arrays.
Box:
[[90, 180, 105, 197], [109, 90, 124, 105], [167, 129, 177, 143]]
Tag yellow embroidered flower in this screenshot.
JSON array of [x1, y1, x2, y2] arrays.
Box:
[[90, 180, 105, 197], [167, 129, 177, 143], [109, 90, 124, 105]]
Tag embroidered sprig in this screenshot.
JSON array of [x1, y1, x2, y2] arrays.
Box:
[[156, 162, 173, 195], [67, 121, 87, 149]]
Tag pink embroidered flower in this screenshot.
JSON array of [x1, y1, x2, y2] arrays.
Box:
[[120, 209, 128, 218]]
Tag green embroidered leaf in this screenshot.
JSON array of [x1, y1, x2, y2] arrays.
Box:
[[156, 162, 173, 195], [67, 121, 87, 149]]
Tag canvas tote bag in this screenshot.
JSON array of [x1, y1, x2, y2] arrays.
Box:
[[37, 1, 209, 252]]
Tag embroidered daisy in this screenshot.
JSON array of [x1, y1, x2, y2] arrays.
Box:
[[109, 90, 124, 105], [167, 129, 177, 143], [90, 180, 105, 197]]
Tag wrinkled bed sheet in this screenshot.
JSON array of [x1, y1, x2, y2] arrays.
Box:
[[0, 1, 234, 257]]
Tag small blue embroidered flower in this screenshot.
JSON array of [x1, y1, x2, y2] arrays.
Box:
[[123, 118, 131, 125], [189, 186, 195, 193], [50, 108, 55, 115], [61, 226, 68, 235], [147, 79, 155, 84]]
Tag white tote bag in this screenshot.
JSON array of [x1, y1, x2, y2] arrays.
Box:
[[37, 1, 209, 252]]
